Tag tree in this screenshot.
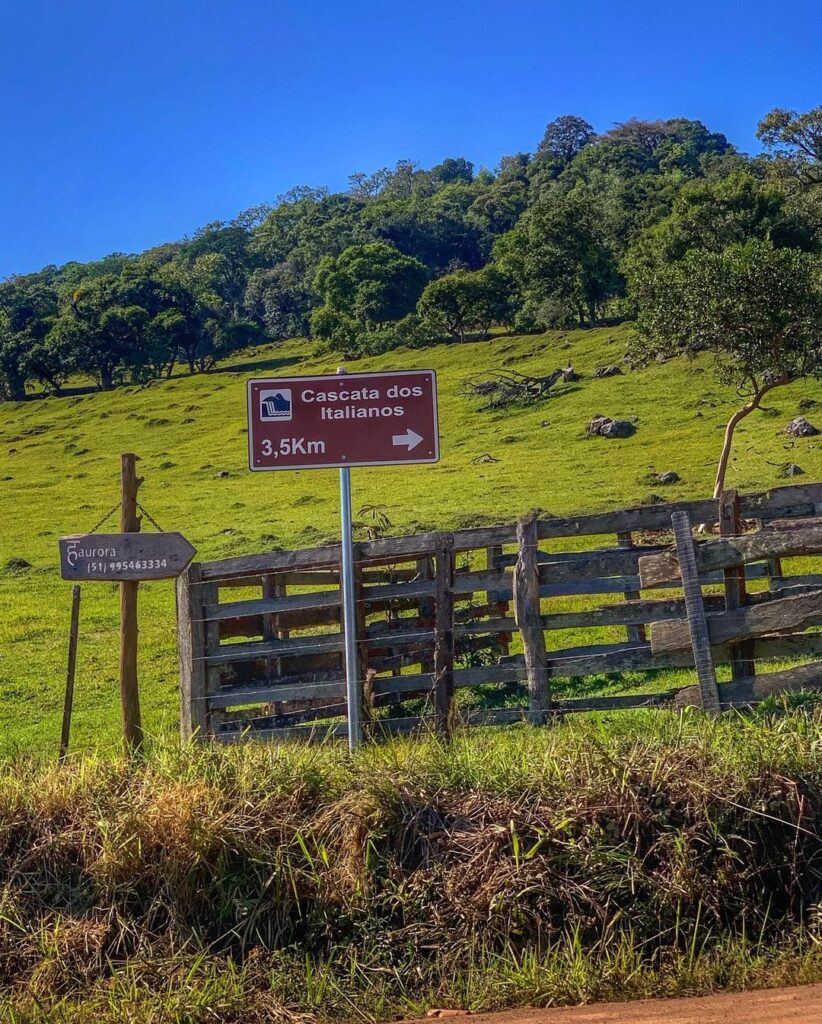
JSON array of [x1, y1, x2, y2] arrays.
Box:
[[627, 239, 822, 497], [536, 114, 596, 166], [431, 157, 474, 184], [418, 266, 512, 340], [495, 190, 621, 326], [623, 172, 816, 277], [0, 273, 59, 396], [0, 311, 30, 400], [311, 242, 428, 353], [62, 277, 143, 389], [244, 262, 313, 339], [757, 106, 822, 185]]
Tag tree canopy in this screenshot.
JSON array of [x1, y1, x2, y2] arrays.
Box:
[[0, 106, 819, 399]]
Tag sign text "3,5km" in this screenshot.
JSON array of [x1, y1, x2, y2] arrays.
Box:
[[247, 369, 439, 471]]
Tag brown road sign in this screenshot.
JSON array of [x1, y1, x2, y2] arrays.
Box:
[[247, 369, 439, 471], [59, 532, 196, 581]]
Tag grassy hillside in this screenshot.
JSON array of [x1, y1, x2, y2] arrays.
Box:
[[1, 325, 821, 755]]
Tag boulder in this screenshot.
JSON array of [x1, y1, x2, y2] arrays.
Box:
[[778, 463, 805, 478], [784, 417, 819, 438], [601, 418, 635, 438], [587, 415, 635, 438], [3, 558, 32, 573], [593, 365, 623, 378], [587, 415, 610, 435], [656, 471, 680, 485]]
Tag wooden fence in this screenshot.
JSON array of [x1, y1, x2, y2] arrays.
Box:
[[177, 482, 822, 743]]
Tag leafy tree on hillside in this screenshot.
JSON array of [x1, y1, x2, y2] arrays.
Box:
[[536, 114, 596, 167], [757, 105, 822, 186], [311, 241, 428, 354], [495, 190, 621, 327], [0, 312, 31, 400], [431, 157, 475, 185], [627, 240, 822, 497], [622, 171, 819, 313], [418, 265, 512, 341], [0, 273, 60, 396], [244, 262, 313, 339]]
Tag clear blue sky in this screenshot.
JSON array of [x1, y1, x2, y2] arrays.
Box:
[[1, 0, 819, 279]]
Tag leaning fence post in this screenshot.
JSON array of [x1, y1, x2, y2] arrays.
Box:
[[514, 515, 550, 724], [59, 584, 82, 762], [671, 511, 721, 715], [177, 562, 209, 741], [433, 533, 455, 737]]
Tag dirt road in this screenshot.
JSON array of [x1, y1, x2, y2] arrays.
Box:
[[416, 983, 821, 1023]]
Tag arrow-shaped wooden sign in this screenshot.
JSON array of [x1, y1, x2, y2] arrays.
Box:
[[59, 532, 196, 581]]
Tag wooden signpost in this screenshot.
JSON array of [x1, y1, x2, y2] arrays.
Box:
[[59, 454, 196, 753], [59, 531, 197, 581]]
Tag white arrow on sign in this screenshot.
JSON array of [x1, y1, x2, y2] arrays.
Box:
[[392, 428, 424, 451]]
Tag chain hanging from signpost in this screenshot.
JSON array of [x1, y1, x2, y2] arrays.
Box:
[[246, 367, 440, 750]]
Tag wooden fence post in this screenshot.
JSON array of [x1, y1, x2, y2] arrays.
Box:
[[119, 453, 143, 751], [671, 511, 721, 715], [514, 515, 550, 724], [262, 574, 286, 719], [354, 549, 373, 736], [177, 562, 209, 742], [417, 556, 436, 675], [719, 489, 754, 680], [617, 531, 647, 643], [486, 544, 512, 654], [433, 534, 455, 737]]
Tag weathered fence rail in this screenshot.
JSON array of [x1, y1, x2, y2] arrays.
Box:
[[177, 482, 822, 743]]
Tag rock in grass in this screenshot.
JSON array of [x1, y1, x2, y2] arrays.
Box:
[[3, 557, 32, 573], [588, 415, 635, 438], [593, 365, 623, 378], [784, 417, 819, 437], [656, 471, 681, 485], [778, 463, 805, 478]]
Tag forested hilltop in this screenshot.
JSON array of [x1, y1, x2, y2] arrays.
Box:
[[0, 108, 820, 401]]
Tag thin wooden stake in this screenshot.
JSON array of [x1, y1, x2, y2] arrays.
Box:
[[119, 453, 144, 751], [433, 534, 455, 737], [671, 511, 721, 715], [59, 585, 82, 761], [514, 515, 550, 724]]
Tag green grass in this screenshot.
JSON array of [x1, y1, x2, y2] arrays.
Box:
[[1, 324, 821, 755], [0, 709, 819, 1022]]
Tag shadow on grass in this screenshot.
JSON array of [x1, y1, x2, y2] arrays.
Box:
[[212, 354, 305, 375]]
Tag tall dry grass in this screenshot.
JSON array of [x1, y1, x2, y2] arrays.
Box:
[[0, 705, 819, 1021]]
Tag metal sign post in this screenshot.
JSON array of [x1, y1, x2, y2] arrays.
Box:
[[246, 366, 440, 750], [336, 367, 362, 750]]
